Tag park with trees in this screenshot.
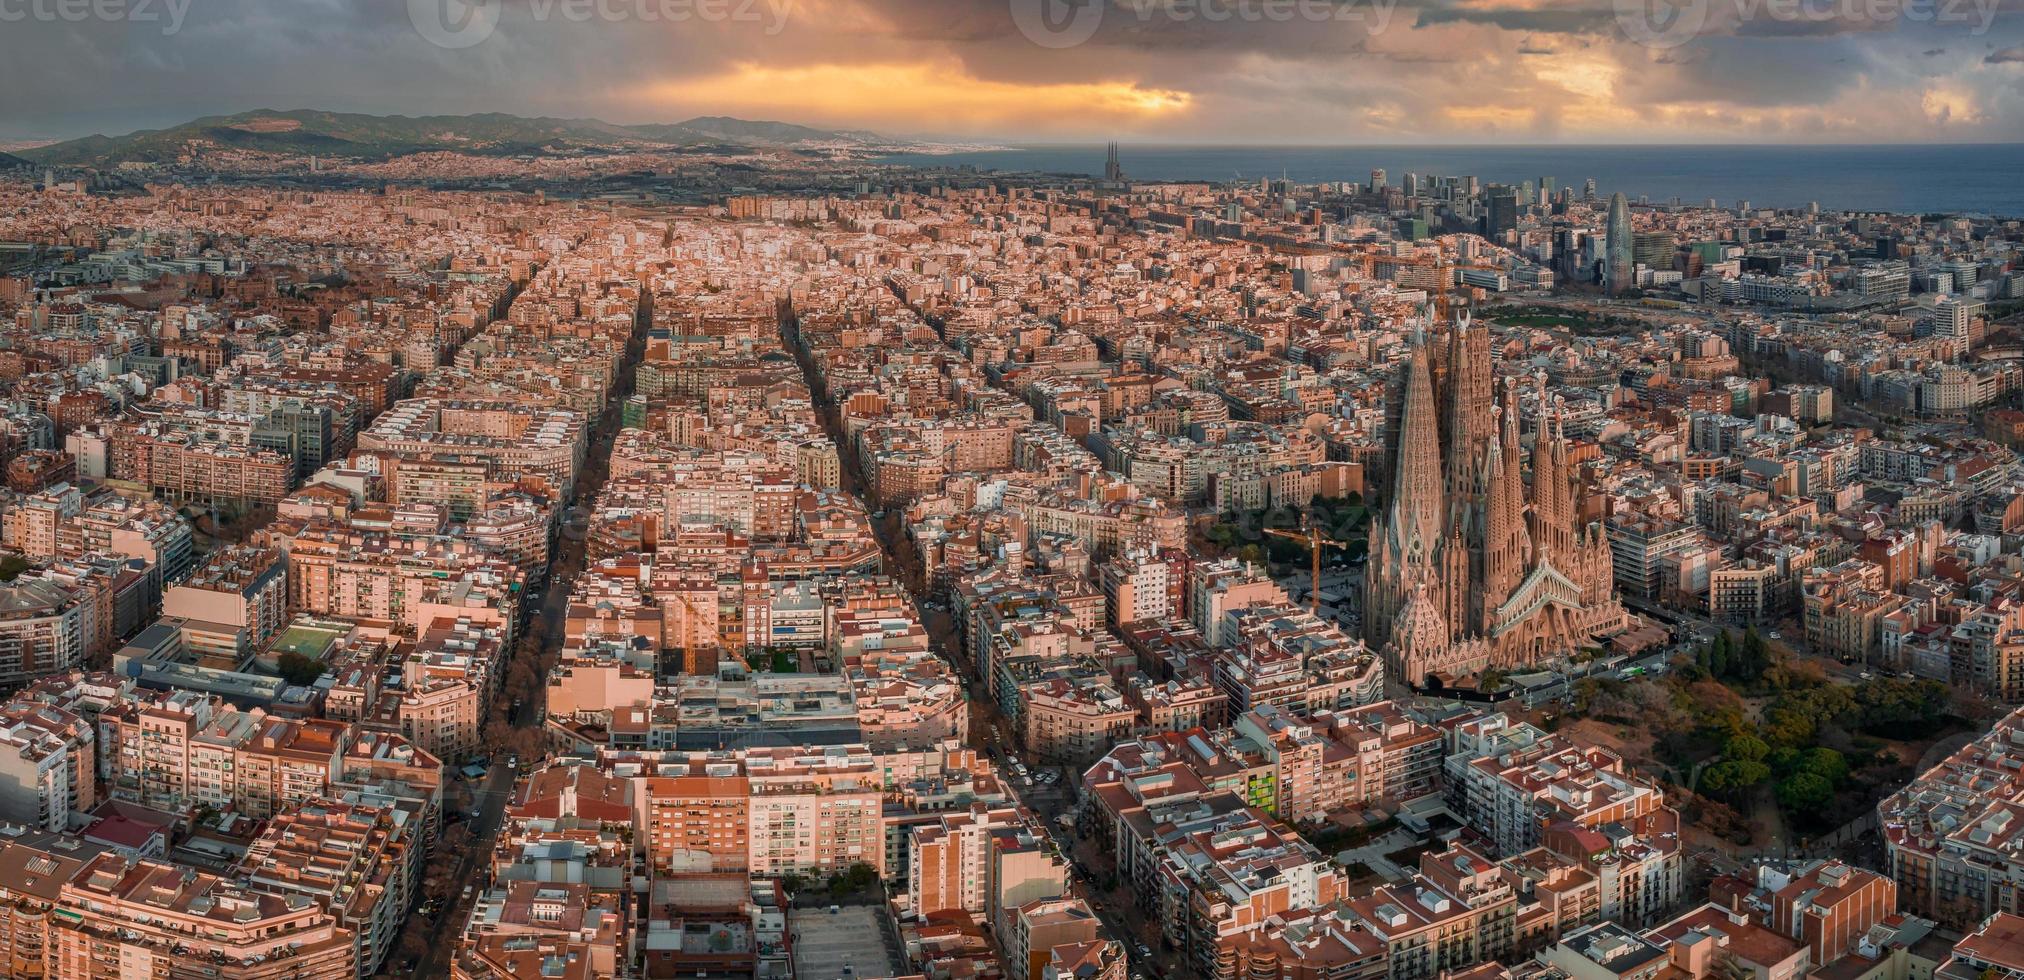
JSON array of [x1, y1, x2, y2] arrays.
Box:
[[1548, 626, 1974, 851], [1198, 495, 1371, 568]]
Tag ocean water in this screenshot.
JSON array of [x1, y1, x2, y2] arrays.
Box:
[[878, 144, 2024, 217]]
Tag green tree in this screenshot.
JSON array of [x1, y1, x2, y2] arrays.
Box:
[[1800, 748, 1848, 785], [842, 863, 879, 892], [1709, 633, 1734, 679], [1740, 628, 1769, 681], [1768, 746, 1802, 775], [1776, 772, 1835, 812], [1852, 678, 1950, 736], [1724, 734, 1771, 764], [1703, 760, 1771, 795]]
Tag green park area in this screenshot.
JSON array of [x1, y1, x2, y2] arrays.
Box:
[[1547, 628, 1973, 851]]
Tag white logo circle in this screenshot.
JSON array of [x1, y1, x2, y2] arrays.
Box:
[[1613, 0, 1708, 48], [409, 0, 502, 50], [1010, 0, 1106, 49]]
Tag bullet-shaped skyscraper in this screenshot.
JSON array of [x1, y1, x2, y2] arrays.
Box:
[[1605, 192, 1634, 296]]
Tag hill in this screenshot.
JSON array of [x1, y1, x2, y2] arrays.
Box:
[[663, 116, 849, 144], [19, 109, 888, 167]]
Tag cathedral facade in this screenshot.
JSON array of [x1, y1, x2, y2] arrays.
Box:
[[1363, 319, 1633, 689]]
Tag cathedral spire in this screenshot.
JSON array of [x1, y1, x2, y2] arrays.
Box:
[[1376, 355, 1634, 690], [1384, 343, 1445, 567], [1443, 318, 1488, 498], [1531, 400, 1575, 561]]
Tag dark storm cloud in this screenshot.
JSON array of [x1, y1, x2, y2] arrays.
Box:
[[0, 0, 795, 138]]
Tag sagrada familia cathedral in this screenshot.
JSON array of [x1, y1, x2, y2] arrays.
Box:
[[1363, 318, 1634, 689]]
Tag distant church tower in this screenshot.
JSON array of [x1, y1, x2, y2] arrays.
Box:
[[1103, 142, 1124, 184]]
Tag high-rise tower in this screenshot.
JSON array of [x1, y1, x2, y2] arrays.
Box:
[[1605, 192, 1634, 295]]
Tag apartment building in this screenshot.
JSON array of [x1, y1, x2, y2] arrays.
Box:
[[1312, 700, 1445, 806], [49, 853, 358, 979], [909, 802, 1027, 916], [377, 616, 504, 761], [1006, 898, 1103, 980], [360, 399, 585, 497], [641, 770, 751, 873], [745, 771, 883, 878], [161, 545, 287, 668], [1343, 843, 1519, 980], [1758, 859, 1898, 967], [1213, 605, 1385, 715], [1154, 805, 1348, 976], [1880, 704, 2024, 924], [240, 799, 424, 977], [1188, 558, 1289, 646], [0, 698, 95, 831], [1444, 712, 1666, 855], [0, 577, 98, 684]]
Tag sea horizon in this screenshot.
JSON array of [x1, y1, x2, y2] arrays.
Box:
[[879, 143, 2024, 218]]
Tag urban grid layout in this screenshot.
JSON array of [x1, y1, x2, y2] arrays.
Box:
[[0, 13, 2023, 980]]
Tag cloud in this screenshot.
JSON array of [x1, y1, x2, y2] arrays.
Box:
[[0, 0, 2022, 144], [1922, 84, 1984, 124], [630, 59, 1194, 131]]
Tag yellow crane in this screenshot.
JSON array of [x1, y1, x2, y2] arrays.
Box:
[[1263, 521, 1332, 615]]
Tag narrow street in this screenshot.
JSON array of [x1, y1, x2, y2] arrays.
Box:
[[782, 311, 1014, 754], [782, 309, 1176, 980], [400, 287, 650, 980]]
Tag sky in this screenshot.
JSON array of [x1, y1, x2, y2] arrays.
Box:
[[1, 0, 2022, 145]]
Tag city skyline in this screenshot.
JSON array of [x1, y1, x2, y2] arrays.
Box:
[[6, 5, 2024, 979], [1, 0, 2022, 144]]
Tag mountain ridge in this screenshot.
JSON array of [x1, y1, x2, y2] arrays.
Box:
[[19, 109, 893, 166]]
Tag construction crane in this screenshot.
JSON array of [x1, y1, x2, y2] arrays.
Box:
[[1263, 519, 1340, 616]]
